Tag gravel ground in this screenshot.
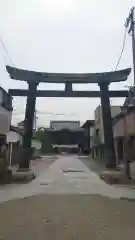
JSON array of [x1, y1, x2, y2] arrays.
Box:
[[0, 194, 135, 240]]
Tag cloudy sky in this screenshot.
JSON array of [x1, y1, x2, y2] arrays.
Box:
[[0, 0, 134, 127]]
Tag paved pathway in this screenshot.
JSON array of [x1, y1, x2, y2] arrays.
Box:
[[0, 155, 135, 202], [1, 155, 135, 239]]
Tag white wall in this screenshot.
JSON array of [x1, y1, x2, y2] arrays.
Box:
[[111, 106, 121, 118], [6, 131, 22, 143], [90, 126, 95, 148], [0, 88, 12, 134], [0, 106, 12, 134]]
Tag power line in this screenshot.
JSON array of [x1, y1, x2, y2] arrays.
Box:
[[115, 27, 127, 71], [36, 110, 71, 116], [13, 110, 75, 116], [0, 36, 14, 66]]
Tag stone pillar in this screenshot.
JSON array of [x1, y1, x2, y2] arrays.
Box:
[[65, 82, 72, 92], [114, 139, 119, 165], [19, 81, 38, 169], [99, 82, 116, 168], [86, 125, 90, 153]]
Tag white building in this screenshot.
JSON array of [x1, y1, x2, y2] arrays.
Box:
[[0, 87, 12, 134], [6, 126, 23, 166], [6, 128, 22, 145]]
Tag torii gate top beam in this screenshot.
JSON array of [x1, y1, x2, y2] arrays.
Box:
[[6, 66, 131, 84]]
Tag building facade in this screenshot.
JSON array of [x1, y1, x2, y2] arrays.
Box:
[[41, 121, 85, 154], [94, 105, 121, 144], [50, 120, 80, 130], [91, 98, 135, 164], [113, 88, 135, 164], [81, 120, 94, 153], [91, 105, 121, 159], [113, 107, 135, 164], [6, 126, 23, 166], [0, 87, 12, 134]]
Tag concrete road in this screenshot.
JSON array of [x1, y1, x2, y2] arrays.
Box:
[[1, 155, 135, 239], [1, 194, 135, 240], [0, 154, 135, 202]]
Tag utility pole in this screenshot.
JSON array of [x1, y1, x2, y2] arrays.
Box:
[[123, 7, 135, 179], [125, 7, 135, 86]]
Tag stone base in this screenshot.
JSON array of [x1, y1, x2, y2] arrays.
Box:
[[100, 170, 124, 185], [12, 169, 36, 182], [0, 167, 12, 184]]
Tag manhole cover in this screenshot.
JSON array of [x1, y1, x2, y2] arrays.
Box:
[[40, 180, 53, 186], [62, 169, 84, 173], [72, 176, 89, 179], [40, 183, 49, 186]]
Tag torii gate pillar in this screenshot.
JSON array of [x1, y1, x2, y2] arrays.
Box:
[[19, 81, 38, 169], [99, 82, 116, 168]]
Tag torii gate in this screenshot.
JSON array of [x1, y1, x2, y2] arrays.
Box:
[[6, 66, 131, 169]]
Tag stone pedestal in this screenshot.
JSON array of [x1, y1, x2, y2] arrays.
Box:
[[12, 169, 36, 182]]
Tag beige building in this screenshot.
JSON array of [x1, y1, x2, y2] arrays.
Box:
[[113, 106, 135, 163], [94, 105, 121, 144], [113, 88, 135, 164], [91, 105, 121, 159], [113, 108, 135, 138], [91, 88, 135, 164]]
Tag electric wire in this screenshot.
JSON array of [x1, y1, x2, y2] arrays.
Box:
[[0, 36, 14, 66], [115, 27, 127, 71]]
